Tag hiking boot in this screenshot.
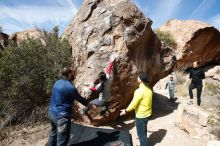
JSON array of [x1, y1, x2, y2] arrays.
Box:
[[171, 98, 175, 103], [100, 110, 106, 116]]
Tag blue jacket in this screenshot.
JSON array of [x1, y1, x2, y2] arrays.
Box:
[[49, 79, 88, 119]]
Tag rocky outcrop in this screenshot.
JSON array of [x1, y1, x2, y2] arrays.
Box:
[[205, 66, 220, 81], [158, 19, 220, 69], [0, 32, 9, 49], [175, 103, 219, 140], [206, 140, 220, 146], [9, 28, 44, 46], [63, 0, 175, 124]]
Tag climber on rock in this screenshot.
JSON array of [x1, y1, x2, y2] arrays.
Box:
[[83, 54, 117, 116]]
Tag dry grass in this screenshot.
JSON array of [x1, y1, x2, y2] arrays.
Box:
[[0, 122, 50, 146], [175, 85, 189, 97], [173, 71, 189, 97], [0, 104, 48, 137], [175, 71, 188, 85], [206, 82, 220, 98]]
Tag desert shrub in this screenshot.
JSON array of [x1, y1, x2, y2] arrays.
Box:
[[156, 29, 177, 48], [0, 26, 71, 127], [206, 82, 220, 98], [175, 71, 187, 85]]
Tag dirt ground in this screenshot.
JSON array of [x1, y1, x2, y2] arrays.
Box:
[[1, 88, 208, 146]]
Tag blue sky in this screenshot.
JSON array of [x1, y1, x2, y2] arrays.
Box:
[[0, 0, 219, 35]]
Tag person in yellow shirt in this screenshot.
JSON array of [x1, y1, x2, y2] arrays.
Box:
[[120, 73, 153, 146]]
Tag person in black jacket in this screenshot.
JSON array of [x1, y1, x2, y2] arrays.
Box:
[[187, 61, 205, 106]]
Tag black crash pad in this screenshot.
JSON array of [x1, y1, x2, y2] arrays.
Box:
[[67, 123, 132, 146]]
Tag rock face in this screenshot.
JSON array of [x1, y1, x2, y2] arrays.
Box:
[[205, 65, 220, 81], [63, 0, 175, 124], [175, 103, 219, 140], [0, 32, 9, 49], [158, 19, 220, 69], [9, 28, 44, 46], [206, 140, 220, 146]]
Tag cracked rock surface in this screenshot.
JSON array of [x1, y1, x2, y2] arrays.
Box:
[[63, 0, 175, 124]]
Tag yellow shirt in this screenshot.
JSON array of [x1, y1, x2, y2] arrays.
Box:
[[126, 83, 153, 118]]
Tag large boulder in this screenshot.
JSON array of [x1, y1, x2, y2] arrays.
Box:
[[0, 32, 9, 49], [175, 103, 219, 140], [158, 19, 220, 69], [205, 65, 220, 81], [206, 140, 220, 146], [63, 0, 175, 124], [9, 28, 45, 46]]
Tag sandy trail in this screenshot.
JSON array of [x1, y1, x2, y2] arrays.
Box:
[[1, 90, 206, 146]]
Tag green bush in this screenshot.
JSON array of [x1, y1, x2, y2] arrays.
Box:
[[156, 29, 177, 48], [0, 26, 71, 126], [206, 82, 220, 98]]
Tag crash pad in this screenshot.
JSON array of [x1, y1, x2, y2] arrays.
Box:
[[67, 123, 132, 146]]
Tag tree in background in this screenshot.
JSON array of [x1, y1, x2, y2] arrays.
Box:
[[155, 29, 177, 48], [0, 26, 72, 127]]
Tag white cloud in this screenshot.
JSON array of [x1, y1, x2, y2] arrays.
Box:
[[0, 5, 76, 24], [150, 0, 182, 28], [132, 0, 149, 15], [0, 1, 79, 34], [53, 0, 77, 8], [1, 22, 25, 34], [188, 0, 206, 18], [209, 14, 220, 29], [188, 0, 215, 19]]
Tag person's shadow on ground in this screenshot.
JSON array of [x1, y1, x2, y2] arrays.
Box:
[[151, 92, 179, 120], [148, 129, 167, 146], [69, 131, 120, 146], [100, 114, 135, 131]]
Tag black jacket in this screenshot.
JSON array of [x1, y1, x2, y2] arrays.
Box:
[[189, 68, 205, 85]]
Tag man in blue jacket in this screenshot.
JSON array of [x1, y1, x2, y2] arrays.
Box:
[[46, 67, 88, 146]]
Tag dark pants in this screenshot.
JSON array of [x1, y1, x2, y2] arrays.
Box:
[[135, 117, 149, 146], [169, 89, 175, 99], [46, 111, 71, 146], [90, 99, 109, 112], [189, 83, 203, 106]]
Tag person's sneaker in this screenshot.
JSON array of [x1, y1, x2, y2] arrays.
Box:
[[100, 110, 106, 116]]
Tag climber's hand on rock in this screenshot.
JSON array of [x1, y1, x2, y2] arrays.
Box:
[[109, 53, 118, 62], [120, 109, 127, 116], [89, 84, 94, 89]]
